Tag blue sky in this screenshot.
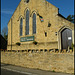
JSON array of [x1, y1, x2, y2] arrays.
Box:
[[1, 0, 74, 33]]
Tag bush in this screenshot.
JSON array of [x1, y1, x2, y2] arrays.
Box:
[[16, 42, 21, 46], [33, 41, 38, 45], [71, 43, 74, 49], [53, 70, 55, 72]]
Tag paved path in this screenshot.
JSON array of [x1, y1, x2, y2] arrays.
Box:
[[1, 63, 74, 75]]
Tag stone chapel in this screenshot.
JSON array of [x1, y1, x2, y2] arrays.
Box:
[[7, 0, 74, 51]]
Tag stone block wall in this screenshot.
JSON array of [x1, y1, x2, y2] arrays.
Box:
[[1, 51, 74, 73], [7, 42, 58, 50]]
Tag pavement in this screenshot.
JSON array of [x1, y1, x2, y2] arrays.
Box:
[[1, 63, 74, 75]]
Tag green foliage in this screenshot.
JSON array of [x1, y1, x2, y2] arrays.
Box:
[[69, 43, 74, 50], [2, 26, 8, 40], [71, 43, 74, 49], [66, 15, 74, 23], [33, 41, 38, 45], [16, 42, 21, 46], [4, 33, 8, 40], [52, 70, 55, 72]]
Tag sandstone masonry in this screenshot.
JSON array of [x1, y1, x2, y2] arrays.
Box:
[[7, 0, 74, 50], [1, 51, 74, 73]]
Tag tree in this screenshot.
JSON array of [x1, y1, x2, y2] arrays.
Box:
[[66, 15, 74, 23], [2, 26, 8, 40], [4, 33, 8, 40]]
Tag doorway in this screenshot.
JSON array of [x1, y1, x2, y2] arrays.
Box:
[[61, 28, 72, 50]]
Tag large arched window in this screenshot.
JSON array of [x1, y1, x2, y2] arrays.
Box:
[[20, 18, 23, 36], [26, 9, 29, 35], [33, 13, 36, 34]]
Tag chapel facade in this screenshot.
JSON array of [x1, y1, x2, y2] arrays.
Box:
[[7, 0, 74, 51]]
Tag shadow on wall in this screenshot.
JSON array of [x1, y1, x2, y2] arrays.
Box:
[[1, 48, 74, 53]]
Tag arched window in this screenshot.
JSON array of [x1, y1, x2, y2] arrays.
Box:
[[26, 9, 29, 35], [33, 13, 36, 34], [20, 18, 23, 36]]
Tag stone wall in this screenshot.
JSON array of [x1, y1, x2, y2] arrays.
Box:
[[1, 51, 74, 73], [7, 42, 58, 50]]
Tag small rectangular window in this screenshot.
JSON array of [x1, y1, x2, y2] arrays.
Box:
[[48, 22, 51, 27], [45, 32, 47, 37]]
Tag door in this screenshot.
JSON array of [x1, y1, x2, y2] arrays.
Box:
[[61, 28, 72, 50]]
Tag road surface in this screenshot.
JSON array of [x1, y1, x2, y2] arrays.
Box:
[[1, 68, 28, 75], [1, 63, 73, 75]]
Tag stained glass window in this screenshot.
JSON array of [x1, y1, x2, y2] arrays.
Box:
[[33, 13, 36, 34], [26, 10, 29, 35], [20, 18, 23, 36]]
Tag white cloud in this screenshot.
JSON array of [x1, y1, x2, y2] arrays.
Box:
[[1, 9, 14, 14]]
